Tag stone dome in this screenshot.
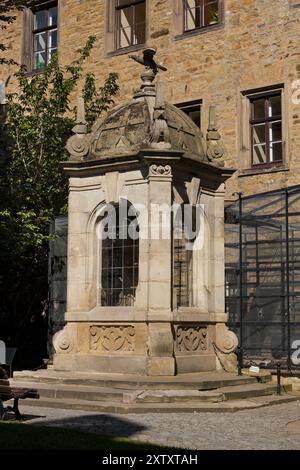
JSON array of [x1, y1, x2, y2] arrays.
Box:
[[66, 48, 225, 166], [88, 95, 208, 161]]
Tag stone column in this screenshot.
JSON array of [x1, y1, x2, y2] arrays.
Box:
[[147, 163, 175, 376]]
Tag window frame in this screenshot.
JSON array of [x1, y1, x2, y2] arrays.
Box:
[[100, 204, 139, 307], [183, 0, 221, 33], [239, 85, 287, 174], [115, 0, 146, 51], [175, 99, 202, 128], [249, 91, 283, 169], [21, 1, 58, 74], [32, 1, 58, 72]]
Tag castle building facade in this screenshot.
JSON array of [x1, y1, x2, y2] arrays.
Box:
[[1, 0, 300, 202]]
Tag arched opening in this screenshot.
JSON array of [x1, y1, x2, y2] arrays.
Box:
[[100, 202, 139, 306]]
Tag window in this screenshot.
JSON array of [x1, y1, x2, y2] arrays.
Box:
[[115, 0, 146, 50], [33, 3, 58, 70], [174, 236, 193, 308], [183, 0, 220, 32], [250, 93, 282, 166], [22, 2, 58, 72], [173, 205, 196, 308], [101, 204, 139, 306], [175, 99, 202, 128]]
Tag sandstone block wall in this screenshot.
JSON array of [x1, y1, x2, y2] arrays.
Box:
[[2, 0, 300, 200]]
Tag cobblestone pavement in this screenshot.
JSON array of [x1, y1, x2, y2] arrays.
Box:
[[18, 402, 300, 450]]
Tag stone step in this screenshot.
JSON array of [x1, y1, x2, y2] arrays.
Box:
[[12, 370, 257, 390], [10, 380, 292, 405], [10, 381, 124, 403], [16, 394, 298, 414], [219, 383, 293, 400], [123, 389, 223, 404]]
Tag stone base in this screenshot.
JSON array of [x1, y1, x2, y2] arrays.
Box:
[[175, 354, 216, 374], [215, 353, 237, 373], [53, 354, 147, 375], [147, 357, 175, 376]]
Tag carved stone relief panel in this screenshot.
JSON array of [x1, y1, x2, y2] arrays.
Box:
[[89, 325, 135, 352], [175, 325, 208, 353]]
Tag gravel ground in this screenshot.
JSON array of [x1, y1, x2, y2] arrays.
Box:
[[16, 401, 300, 450]]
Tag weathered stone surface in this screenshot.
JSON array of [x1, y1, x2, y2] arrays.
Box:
[[147, 357, 175, 376]]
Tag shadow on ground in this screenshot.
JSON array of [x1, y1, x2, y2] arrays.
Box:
[[26, 412, 148, 438], [3, 410, 148, 439], [0, 414, 167, 450]]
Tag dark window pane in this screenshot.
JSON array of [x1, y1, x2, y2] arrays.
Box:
[[269, 95, 281, 117], [135, 2, 146, 23], [113, 248, 123, 267], [49, 6, 58, 27], [134, 22, 146, 44], [270, 142, 282, 162], [269, 121, 282, 142], [117, 0, 130, 6], [252, 99, 266, 120], [204, 1, 219, 26], [176, 101, 201, 128], [34, 10, 47, 29], [49, 30, 57, 49], [189, 110, 200, 127]]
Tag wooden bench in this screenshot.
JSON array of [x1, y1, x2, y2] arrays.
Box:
[[0, 367, 39, 420]]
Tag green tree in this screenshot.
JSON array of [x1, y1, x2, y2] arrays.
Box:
[[0, 36, 119, 368]]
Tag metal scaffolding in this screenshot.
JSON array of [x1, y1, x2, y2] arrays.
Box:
[[225, 185, 300, 371]]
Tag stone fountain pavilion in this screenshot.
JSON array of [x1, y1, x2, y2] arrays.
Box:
[[52, 49, 238, 376]]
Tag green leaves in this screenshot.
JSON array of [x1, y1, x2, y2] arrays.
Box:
[[83, 72, 119, 131]]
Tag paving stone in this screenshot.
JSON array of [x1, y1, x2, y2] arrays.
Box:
[[17, 401, 300, 450]]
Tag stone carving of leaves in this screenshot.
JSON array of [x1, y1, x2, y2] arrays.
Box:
[[90, 326, 135, 352], [176, 326, 207, 352]]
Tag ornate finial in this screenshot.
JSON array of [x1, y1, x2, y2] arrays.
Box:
[[66, 97, 89, 161], [150, 81, 171, 149], [129, 48, 167, 98], [206, 105, 225, 166]]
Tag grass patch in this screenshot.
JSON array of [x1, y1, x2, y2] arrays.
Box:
[[0, 422, 164, 450]]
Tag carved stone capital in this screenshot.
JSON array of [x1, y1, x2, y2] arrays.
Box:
[[149, 164, 172, 177], [215, 323, 238, 354]]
